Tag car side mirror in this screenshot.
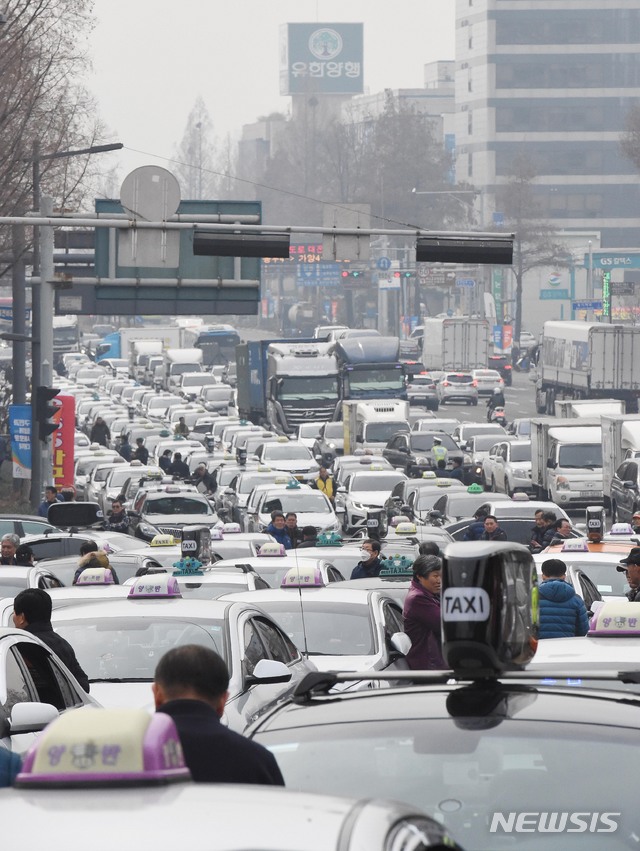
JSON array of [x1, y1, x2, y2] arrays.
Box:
[[10, 701, 58, 734], [245, 658, 292, 687], [337, 486, 346, 494], [389, 632, 412, 657], [547, 458, 555, 469]]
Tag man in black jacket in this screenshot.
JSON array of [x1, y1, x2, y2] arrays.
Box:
[[168, 451, 190, 479], [13, 589, 90, 693], [153, 645, 284, 785]]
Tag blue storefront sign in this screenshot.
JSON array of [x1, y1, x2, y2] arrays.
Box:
[[297, 263, 341, 287], [540, 289, 569, 300], [9, 404, 31, 479], [584, 252, 640, 269]]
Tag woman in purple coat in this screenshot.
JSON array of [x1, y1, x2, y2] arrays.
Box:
[[403, 554, 446, 670]]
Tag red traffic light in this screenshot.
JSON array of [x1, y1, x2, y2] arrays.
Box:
[[341, 270, 350, 278]]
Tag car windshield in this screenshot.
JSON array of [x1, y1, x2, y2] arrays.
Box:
[[364, 422, 409, 442], [510, 444, 532, 462], [182, 375, 217, 387], [410, 434, 457, 452], [278, 376, 338, 400], [170, 363, 202, 376], [442, 494, 492, 518], [471, 435, 504, 452], [202, 387, 232, 401], [263, 445, 313, 461], [251, 600, 374, 655], [515, 421, 531, 436], [148, 396, 181, 411], [54, 617, 227, 680], [557, 444, 602, 469], [298, 424, 322, 439], [410, 377, 435, 387], [323, 422, 343, 439], [351, 474, 405, 492], [446, 374, 473, 384], [144, 497, 212, 515], [259, 715, 634, 850], [262, 493, 331, 514], [348, 369, 404, 393], [238, 473, 284, 494], [178, 581, 247, 600], [76, 456, 119, 476]]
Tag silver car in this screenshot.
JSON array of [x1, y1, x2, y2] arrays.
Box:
[[436, 372, 479, 406]]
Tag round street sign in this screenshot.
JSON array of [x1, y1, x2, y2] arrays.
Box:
[[376, 256, 391, 271]]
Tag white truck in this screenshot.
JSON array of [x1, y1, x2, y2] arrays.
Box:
[[534, 321, 640, 415], [601, 414, 640, 513], [342, 399, 410, 455], [421, 317, 490, 371], [129, 339, 163, 382], [530, 417, 603, 506], [164, 348, 204, 392], [554, 398, 626, 418]]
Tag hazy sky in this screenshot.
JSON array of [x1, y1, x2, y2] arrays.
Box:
[[86, 0, 455, 181]]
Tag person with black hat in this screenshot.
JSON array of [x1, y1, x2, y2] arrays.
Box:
[[618, 547, 640, 602], [403, 554, 445, 670], [296, 526, 319, 549], [538, 559, 589, 639]]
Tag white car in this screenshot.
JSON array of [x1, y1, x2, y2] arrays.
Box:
[[246, 486, 340, 535], [336, 470, 407, 535], [482, 439, 534, 496], [470, 368, 504, 396], [254, 441, 320, 482], [50, 579, 316, 733]]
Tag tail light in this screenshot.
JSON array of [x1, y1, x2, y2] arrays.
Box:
[[442, 381, 450, 387], [504, 364, 512, 370], [472, 380, 478, 387]]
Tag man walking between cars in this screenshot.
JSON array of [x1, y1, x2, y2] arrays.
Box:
[[538, 559, 589, 639], [313, 467, 335, 504], [617, 548, 640, 602], [403, 555, 446, 670], [153, 645, 284, 785], [13, 589, 91, 692], [350, 539, 383, 579]]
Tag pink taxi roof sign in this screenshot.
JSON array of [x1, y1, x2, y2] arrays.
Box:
[[589, 601, 640, 636], [127, 574, 182, 599], [16, 707, 190, 787], [76, 567, 115, 586], [257, 542, 287, 557], [281, 565, 325, 588]]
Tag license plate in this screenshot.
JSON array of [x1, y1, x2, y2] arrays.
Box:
[[366, 518, 379, 528], [579, 490, 598, 498]]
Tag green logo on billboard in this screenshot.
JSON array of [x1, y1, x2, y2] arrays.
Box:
[[309, 28, 343, 60]]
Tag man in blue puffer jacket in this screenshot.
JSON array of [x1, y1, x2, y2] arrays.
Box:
[[538, 559, 590, 639]]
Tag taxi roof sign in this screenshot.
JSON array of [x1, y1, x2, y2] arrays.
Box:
[[281, 565, 325, 588], [257, 542, 286, 557], [467, 483, 484, 494], [390, 515, 411, 528], [128, 574, 182, 599], [286, 480, 302, 489], [150, 534, 177, 547], [589, 602, 640, 636], [511, 492, 529, 501], [394, 521, 418, 535], [76, 567, 115, 586], [609, 523, 634, 536], [16, 707, 190, 787], [560, 539, 590, 552], [221, 522, 241, 534], [316, 531, 342, 547], [422, 471, 437, 479], [210, 527, 224, 540], [379, 555, 414, 576]]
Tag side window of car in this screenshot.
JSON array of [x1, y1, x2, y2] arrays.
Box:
[[40, 573, 64, 590], [15, 642, 66, 711], [28, 539, 64, 561], [327, 566, 345, 583], [254, 617, 299, 664], [616, 462, 629, 481], [3, 648, 32, 716], [382, 601, 404, 635], [627, 462, 639, 485], [243, 620, 267, 677]]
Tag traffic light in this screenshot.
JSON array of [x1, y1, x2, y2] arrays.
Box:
[[393, 271, 413, 278], [416, 236, 513, 265], [35, 386, 60, 442], [340, 270, 364, 279]]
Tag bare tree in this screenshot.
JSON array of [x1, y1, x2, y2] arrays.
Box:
[[496, 154, 570, 342], [172, 96, 226, 200]]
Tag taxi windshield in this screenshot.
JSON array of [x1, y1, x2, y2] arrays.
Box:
[[252, 600, 375, 656], [54, 617, 227, 680], [144, 497, 213, 515], [262, 493, 331, 514]]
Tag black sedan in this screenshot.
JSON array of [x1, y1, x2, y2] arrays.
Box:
[[383, 431, 463, 477]]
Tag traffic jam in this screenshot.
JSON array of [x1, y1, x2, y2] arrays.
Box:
[[1, 316, 640, 850]]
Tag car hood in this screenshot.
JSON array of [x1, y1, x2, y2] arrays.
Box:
[[348, 491, 389, 507]]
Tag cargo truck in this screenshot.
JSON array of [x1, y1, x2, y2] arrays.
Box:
[[554, 398, 626, 418], [342, 399, 410, 455], [95, 326, 182, 362], [601, 414, 640, 515], [530, 417, 603, 506], [333, 336, 406, 401], [420, 317, 489, 371], [534, 321, 640, 415], [236, 339, 339, 435]]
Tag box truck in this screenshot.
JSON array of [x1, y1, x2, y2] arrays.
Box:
[[535, 321, 640, 415], [530, 417, 603, 506], [421, 317, 489, 371]]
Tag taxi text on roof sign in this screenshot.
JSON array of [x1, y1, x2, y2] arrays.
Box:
[[128, 574, 182, 599]]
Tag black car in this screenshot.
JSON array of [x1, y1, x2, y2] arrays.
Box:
[[610, 458, 640, 524], [383, 431, 463, 477], [488, 354, 513, 386]]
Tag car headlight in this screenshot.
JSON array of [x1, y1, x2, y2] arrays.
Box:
[[556, 476, 571, 490], [415, 456, 428, 465], [513, 468, 529, 478], [350, 502, 367, 514], [139, 522, 159, 537], [328, 443, 336, 449]]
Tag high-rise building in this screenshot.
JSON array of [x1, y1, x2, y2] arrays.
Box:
[[455, 0, 640, 247]]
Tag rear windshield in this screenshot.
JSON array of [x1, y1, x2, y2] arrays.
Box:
[[446, 374, 473, 384]]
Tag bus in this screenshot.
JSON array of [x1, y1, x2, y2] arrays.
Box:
[[192, 325, 241, 366]]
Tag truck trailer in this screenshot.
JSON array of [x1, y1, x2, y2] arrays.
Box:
[[420, 317, 489, 372], [95, 326, 183, 362], [535, 321, 640, 415], [530, 417, 603, 506], [333, 336, 406, 401]]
